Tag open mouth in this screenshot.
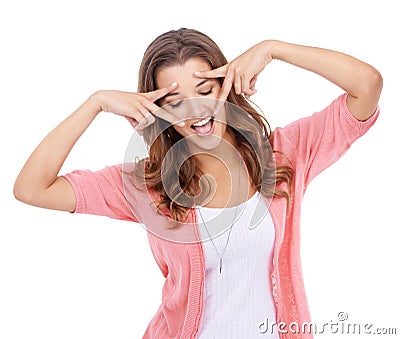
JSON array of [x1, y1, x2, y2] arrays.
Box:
[[190, 116, 215, 135]]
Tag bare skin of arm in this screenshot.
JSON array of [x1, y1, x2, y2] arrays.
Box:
[[196, 39, 383, 121], [13, 84, 179, 212]]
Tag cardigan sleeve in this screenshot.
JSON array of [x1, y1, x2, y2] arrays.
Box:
[[270, 92, 380, 189], [62, 163, 138, 222]]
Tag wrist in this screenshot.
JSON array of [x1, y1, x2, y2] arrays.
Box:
[[263, 39, 284, 61], [87, 90, 105, 115]]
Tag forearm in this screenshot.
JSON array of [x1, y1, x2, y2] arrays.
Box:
[[14, 95, 101, 198], [266, 40, 383, 120]]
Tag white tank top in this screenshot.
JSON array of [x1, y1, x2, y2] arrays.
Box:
[[196, 191, 279, 338]]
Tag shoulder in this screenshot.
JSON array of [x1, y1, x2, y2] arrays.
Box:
[[270, 92, 379, 152], [267, 92, 380, 185], [270, 94, 345, 145]]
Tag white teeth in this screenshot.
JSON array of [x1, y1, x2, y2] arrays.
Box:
[[192, 116, 211, 127]]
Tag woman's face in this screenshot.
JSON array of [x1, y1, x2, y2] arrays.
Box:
[[156, 58, 233, 151]]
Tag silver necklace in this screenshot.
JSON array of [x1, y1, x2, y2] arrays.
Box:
[[197, 162, 241, 274]]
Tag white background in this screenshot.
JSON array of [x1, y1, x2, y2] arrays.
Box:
[[1, 0, 399, 338]]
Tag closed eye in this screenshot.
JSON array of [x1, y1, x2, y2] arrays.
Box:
[[168, 88, 213, 108], [170, 100, 183, 108], [199, 89, 213, 96]]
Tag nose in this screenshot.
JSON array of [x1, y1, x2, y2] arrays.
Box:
[[184, 97, 213, 119]]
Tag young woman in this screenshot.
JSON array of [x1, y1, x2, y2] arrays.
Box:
[[14, 28, 382, 338]]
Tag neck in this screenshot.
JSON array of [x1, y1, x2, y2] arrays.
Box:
[[188, 129, 257, 207], [191, 128, 240, 174]]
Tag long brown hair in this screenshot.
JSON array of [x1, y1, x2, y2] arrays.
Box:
[[133, 28, 293, 226]]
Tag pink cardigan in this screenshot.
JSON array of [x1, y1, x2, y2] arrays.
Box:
[[64, 93, 379, 338]]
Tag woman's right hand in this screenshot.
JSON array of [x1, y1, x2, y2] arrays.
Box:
[[91, 83, 184, 134]]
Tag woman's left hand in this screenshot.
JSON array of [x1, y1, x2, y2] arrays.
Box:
[[194, 40, 272, 101]]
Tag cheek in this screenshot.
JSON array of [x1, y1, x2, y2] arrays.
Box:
[[214, 107, 228, 124], [212, 86, 221, 99], [171, 125, 187, 136], [216, 121, 227, 135]]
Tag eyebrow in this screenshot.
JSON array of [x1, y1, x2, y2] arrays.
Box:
[[162, 79, 210, 100]]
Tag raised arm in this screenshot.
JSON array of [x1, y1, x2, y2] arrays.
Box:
[[195, 39, 383, 121], [13, 97, 100, 212], [268, 40, 382, 121], [13, 84, 179, 212]]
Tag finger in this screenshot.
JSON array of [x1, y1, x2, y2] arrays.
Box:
[[145, 82, 178, 103], [244, 88, 257, 99], [218, 67, 234, 102], [124, 113, 145, 136], [194, 64, 228, 79], [141, 99, 185, 126], [134, 124, 144, 136], [234, 69, 243, 95], [125, 116, 139, 128], [249, 75, 258, 90], [243, 76, 258, 99], [241, 74, 252, 95], [136, 106, 155, 130], [212, 69, 234, 115]]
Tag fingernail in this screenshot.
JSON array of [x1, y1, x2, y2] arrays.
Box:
[[171, 82, 177, 87], [177, 121, 185, 127], [194, 71, 201, 76]]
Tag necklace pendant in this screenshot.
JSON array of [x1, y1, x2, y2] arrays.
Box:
[[219, 258, 222, 274]]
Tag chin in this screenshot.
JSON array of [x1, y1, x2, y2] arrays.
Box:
[[186, 135, 224, 152]]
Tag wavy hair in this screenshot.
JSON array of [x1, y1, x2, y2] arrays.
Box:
[[132, 28, 293, 226]]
